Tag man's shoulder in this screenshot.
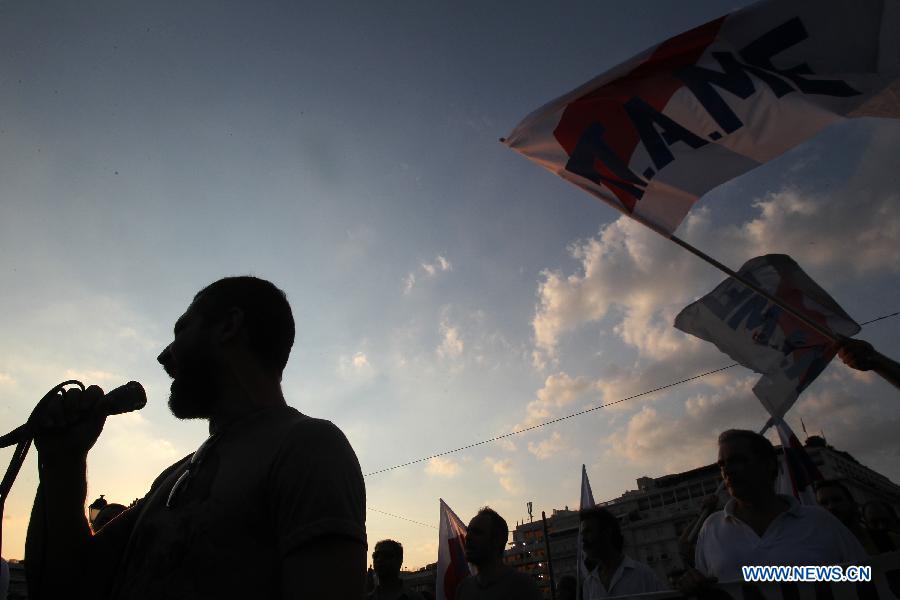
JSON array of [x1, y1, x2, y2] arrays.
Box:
[[791, 503, 855, 533], [622, 556, 666, 590], [244, 406, 354, 457], [267, 407, 347, 441], [793, 503, 837, 521], [497, 568, 540, 595], [624, 555, 659, 575], [274, 411, 357, 461], [698, 509, 730, 536]]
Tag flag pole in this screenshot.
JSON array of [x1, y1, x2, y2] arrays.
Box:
[[665, 233, 839, 343]]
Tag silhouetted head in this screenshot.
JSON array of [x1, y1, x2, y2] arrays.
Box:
[[863, 499, 898, 533], [579, 506, 623, 563], [372, 539, 403, 580], [815, 480, 858, 528], [465, 507, 508, 567], [717, 429, 777, 502], [157, 276, 294, 419], [92, 503, 127, 533]]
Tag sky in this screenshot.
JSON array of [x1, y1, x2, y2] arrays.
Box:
[[1, 0, 900, 571]]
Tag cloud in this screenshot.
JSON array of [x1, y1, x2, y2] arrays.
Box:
[[437, 320, 464, 360], [792, 369, 900, 470], [63, 369, 123, 385], [484, 457, 520, 494], [495, 438, 518, 452], [0, 372, 15, 385], [602, 360, 900, 480], [532, 215, 711, 368], [425, 456, 461, 478], [520, 372, 598, 428], [403, 254, 452, 294], [338, 351, 376, 379], [402, 273, 416, 294], [528, 431, 567, 459], [423, 255, 452, 276], [605, 377, 765, 472], [532, 129, 900, 369], [518, 343, 730, 434]]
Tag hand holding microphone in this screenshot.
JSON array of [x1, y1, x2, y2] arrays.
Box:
[[31, 381, 146, 463]]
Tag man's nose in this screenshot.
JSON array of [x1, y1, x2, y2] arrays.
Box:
[[158, 344, 172, 367]]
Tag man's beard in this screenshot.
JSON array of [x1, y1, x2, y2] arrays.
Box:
[[168, 350, 219, 420]]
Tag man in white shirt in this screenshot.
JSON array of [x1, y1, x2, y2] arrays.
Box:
[[580, 506, 666, 599], [680, 429, 866, 592]]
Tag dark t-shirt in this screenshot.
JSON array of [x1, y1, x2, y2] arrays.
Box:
[[455, 569, 543, 600], [90, 406, 366, 600]]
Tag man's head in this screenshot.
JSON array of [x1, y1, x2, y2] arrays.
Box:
[[372, 539, 403, 580], [863, 500, 898, 533], [717, 429, 778, 502], [92, 503, 127, 533], [464, 507, 508, 567], [579, 506, 623, 563], [157, 276, 294, 419], [815, 480, 857, 527]]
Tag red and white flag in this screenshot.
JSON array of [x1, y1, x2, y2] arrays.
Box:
[[773, 417, 823, 505], [436, 499, 471, 600], [504, 0, 900, 234], [576, 465, 596, 599], [675, 254, 859, 418]]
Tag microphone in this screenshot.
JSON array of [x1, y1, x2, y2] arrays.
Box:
[[96, 381, 147, 416], [1, 381, 147, 449]]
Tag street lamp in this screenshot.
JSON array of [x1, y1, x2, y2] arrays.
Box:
[[88, 494, 108, 526]]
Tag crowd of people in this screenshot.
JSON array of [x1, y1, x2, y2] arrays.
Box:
[[14, 276, 900, 599]]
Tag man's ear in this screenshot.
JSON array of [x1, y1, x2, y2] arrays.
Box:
[[214, 307, 245, 343]]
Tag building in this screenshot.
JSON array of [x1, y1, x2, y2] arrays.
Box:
[[505, 518, 554, 597], [401, 562, 436, 595], [506, 436, 900, 594], [7, 560, 27, 600]]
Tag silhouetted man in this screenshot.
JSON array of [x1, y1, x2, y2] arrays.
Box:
[[368, 539, 424, 600], [580, 506, 665, 598], [680, 429, 864, 591], [25, 276, 367, 600], [91, 502, 127, 534], [455, 507, 541, 600]]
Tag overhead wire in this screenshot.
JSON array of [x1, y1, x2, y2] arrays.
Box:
[[364, 310, 899, 528], [364, 364, 739, 477], [367, 507, 438, 529]]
